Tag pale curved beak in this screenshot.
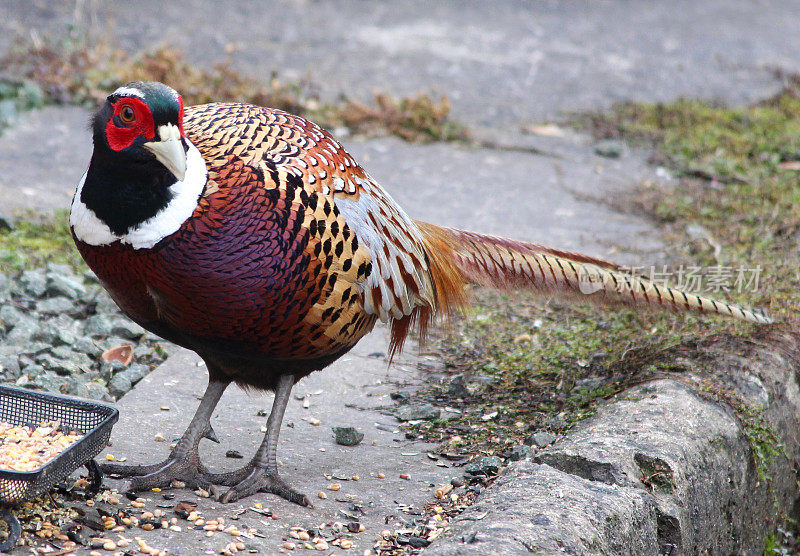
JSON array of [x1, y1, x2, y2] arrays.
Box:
[[144, 123, 187, 181]]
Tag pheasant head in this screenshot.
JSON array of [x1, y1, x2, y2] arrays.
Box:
[[71, 81, 207, 248]]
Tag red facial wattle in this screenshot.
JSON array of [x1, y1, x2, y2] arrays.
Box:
[[177, 95, 185, 137], [105, 98, 156, 151]]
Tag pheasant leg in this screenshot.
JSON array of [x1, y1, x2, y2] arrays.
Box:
[[101, 379, 229, 492], [214, 374, 311, 506]]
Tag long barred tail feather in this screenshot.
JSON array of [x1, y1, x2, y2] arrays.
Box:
[[414, 221, 772, 326]]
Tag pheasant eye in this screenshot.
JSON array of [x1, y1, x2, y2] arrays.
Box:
[[119, 105, 136, 123]]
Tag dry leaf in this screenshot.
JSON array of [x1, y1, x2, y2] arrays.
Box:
[[101, 344, 133, 365]]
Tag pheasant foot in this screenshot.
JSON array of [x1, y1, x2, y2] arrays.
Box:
[[103, 378, 230, 495], [101, 456, 214, 492], [217, 465, 311, 506], [210, 373, 307, 505]]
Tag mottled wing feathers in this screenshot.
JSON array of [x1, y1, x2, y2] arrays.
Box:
[[182, 103, 436, 355], [417, 223, 772, 324]]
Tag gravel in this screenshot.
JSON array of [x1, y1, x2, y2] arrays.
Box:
[[0, 264, 171, 401]]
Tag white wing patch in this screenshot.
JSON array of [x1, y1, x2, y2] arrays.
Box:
[[70, 141, 207, 249], [333, 173, 434, 322]]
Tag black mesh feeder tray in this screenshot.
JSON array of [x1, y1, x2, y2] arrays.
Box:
[[0, 385, 119, 551]]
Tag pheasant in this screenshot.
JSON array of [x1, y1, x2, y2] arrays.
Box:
[[70, 81, 771, 505]]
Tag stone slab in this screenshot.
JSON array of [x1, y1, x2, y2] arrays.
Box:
[[426, 461, 660, 556], [430, 326, 800, 556]]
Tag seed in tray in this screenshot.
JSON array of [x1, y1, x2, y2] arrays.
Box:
[[0, 420, 83, 471]]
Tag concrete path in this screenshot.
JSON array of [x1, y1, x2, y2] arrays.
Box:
[[94, 329, 452, 554]]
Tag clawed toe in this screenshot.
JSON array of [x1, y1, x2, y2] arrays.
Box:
[[100, 461, 165, 477], [217, 468, 311, 507], [100, 458, 209, 492], [200, 464, 256, 487]]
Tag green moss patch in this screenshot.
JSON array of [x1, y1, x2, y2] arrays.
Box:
[[0, 211, 84, 274]]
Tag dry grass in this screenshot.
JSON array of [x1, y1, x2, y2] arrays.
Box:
[[0, 32, 467, 143]]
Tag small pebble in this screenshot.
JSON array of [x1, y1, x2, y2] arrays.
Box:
[[317, 491, 327, 499], [377, 472, 385, 479], [327, 483, 341, 491], [154, 433, 166, 442], [283, 542, 295, 550], [400, 473, 410, 480], [332, 426, 364, 446]]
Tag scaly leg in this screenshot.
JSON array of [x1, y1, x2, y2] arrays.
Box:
[[213, 374, 311, 506], [101, 379, 229, 492]]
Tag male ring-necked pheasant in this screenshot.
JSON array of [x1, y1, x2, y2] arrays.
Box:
[[70, 81, 771, 505]]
